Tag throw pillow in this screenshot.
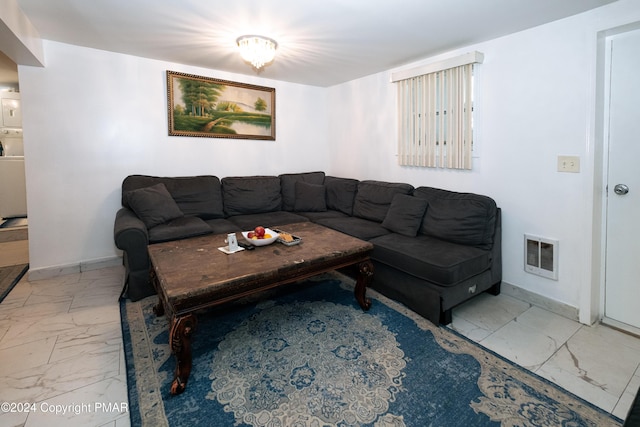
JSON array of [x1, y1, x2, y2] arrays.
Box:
[[279, 172, 325, 211], [125, 183, 184, 229], [381, 194, 429, 237], [294, 181, 327, 212]]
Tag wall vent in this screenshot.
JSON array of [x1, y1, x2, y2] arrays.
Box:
[[524, 234, 558, 280]]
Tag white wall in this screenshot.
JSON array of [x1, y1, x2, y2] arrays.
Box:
[[15, 0, 640, 323], [326, 0, 640, 323], [18, 41, 328, 275]]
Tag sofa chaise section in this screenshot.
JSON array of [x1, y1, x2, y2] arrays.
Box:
[[372, 186, 501, 323]]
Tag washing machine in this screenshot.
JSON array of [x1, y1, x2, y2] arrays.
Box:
[[0, 128, 23, 156], [0, 128, 27, 218]]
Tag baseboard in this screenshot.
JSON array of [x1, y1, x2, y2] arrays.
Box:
[[28, 256, 122, 281], [501, 281, 579, 323]]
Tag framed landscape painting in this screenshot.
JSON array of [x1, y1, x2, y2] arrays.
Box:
[[167, 70, 275, 140]]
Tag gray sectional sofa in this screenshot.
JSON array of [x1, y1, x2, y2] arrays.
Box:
[[113, 171, 501, 325]]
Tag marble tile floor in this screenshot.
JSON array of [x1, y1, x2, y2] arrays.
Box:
[[0, 266, 129, 427], [0, 265, 637, 426], [450, 292, 640, 421]]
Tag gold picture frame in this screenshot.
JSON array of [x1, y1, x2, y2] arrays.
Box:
[[167, 70, 275, 140]]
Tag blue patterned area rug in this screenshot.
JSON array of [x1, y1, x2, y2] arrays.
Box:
[[121, 273, 621, 427]]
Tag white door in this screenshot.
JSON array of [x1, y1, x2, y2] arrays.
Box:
[[604, 29, 640, 329]]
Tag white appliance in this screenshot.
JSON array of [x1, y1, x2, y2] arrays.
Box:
[[1, 92, 21, 128], [0, 128, 23, 156], [0, 128, 26, 218]]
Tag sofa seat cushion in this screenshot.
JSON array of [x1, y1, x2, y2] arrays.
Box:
[[315, 216, 391, 240], [148, 216, 212, 243], [369, 233, 492, 286], [222, 176, 282, 216], [122, 175, 225, 219], [353, 180, 414, 222], [279, 172, 325, 211], [125, 183, 184, 229], [296, 210, 349, 222], [204, 218, 242, 234], [227, 211, 309, 230], [413, 186, 497, 249]]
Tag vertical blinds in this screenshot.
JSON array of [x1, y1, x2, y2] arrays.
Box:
[[395, 56, 479, 170]]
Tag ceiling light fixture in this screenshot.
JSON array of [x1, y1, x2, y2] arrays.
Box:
[[236, 35, 278, 70]]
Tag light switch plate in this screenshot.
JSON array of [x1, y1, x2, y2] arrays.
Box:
[[557, 155, 580, 173]]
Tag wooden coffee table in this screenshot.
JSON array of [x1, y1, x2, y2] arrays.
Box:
[[148, 221, 374, 395]]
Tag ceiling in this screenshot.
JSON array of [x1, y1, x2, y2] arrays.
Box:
[[8, 0, 616, 87]]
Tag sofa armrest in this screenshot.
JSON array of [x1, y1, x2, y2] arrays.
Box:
[[114, 208, 149, 269], [490, 208, 502, 285]]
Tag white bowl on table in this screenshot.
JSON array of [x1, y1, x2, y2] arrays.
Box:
[[241, 228, 279, 246]]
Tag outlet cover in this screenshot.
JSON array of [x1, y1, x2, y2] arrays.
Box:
[[557, 155, 580, 173]]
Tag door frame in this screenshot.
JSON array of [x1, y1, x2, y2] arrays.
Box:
[[593, 22, 640, 335]]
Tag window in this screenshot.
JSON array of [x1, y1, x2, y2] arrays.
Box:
[[392, 52, 483, 170]]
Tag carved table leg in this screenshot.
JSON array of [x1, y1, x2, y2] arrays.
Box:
[[354, 259, 374, 311], [149, 266, 166, 317], [169, 314, 197, 395], [153, 298, 165, 317]]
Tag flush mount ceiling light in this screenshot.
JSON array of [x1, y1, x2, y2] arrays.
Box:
[[236, 35, 278, 70]]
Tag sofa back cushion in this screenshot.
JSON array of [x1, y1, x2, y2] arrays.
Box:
[[413, 186, 497, 249], [294, 181, 327, 212], [222, 176, 282, 216], [325, 176, 359, 216], [279, 172, 325, 211], [352, 180, 414, 222], [122, 175, 224, 219]]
